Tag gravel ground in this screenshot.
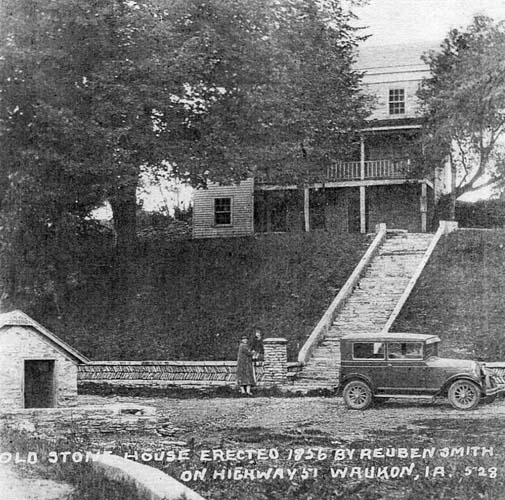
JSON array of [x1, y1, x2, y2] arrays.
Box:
[[78, 394, 505, 444], [5, 395, 505, 500]]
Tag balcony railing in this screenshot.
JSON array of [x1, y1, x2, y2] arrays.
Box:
[[327, 159, 411, 182], [255, 158, 414, 185]]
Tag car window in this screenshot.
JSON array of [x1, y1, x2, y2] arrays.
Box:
[[425, 342, 438, 358], [388, 342, 423, 360], [353, 342, 385, 359]]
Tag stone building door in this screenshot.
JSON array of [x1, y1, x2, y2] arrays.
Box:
[[24, 360, 55, 408]]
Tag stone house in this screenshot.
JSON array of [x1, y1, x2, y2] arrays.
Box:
[[0, 310, 88, 409], [192, 42, 451, 238]]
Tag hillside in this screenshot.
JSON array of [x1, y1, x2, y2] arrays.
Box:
[[18, 232, 369, 361], [393, 229, 505, 361]]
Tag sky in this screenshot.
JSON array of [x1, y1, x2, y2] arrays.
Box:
[[355, 0, 505, 47]]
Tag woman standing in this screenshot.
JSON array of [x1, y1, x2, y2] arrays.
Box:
[[250, 329, 264, 361], [236, 336, 255, 395]]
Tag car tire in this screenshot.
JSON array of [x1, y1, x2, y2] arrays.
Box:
[[343, 380, 373, 410], [448, 380, 481, 410]]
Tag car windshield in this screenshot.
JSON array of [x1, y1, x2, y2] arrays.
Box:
[[424, 342, 439, 359]]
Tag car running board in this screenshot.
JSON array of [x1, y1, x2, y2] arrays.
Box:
[[375, 395, 435, 400]]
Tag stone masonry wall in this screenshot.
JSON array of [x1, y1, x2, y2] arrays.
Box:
[[0, 405, 157, 437], [80, 361, 252, 387], [262, 338, 288, 386], [79, 340, 293, 389], [0, 326, 78, 409], [367, 184, 422, 233]]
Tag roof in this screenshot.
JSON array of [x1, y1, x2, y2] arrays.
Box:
[[356, 42, 437, 71], [341, 332, 440, 343], [362, 117, 423, 132], [0, 310, 89, 363]]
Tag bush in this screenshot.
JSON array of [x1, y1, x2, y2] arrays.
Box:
[[8, 232, 369, 362]]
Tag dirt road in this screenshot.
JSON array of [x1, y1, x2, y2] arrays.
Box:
[[79, 394, 505, 444]]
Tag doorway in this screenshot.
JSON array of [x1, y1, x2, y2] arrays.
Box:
[[24, 360, 55, 408]]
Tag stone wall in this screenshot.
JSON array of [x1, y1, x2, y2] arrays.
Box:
[[367, 184, 423, 232], [79, 339, 292, 388], [0, 404, 157, 437], [323, 188, 360, 233], [79, 361, 248, 387], [0, 325, 78, 409]]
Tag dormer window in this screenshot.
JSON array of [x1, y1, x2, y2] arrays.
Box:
[[389, 89, 405, 115]]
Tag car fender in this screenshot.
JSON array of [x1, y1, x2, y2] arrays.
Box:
[[338, 373, 375, 395], [438, 374, 484, 396]]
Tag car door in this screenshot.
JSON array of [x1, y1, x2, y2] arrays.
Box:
[[385, 341, 427, 394], [350, 341, 389, 390]]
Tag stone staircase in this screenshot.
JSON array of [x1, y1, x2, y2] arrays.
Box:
[[292, 231, 434, 390]]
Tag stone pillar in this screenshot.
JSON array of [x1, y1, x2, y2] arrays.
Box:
[[261, 338, 287, 386], [439, 220, 458, 234]]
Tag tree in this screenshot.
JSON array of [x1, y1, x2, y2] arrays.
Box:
[[417, 16, 505, 219], [0, 0, 112, 300], [0, 0, 369, 300], [253, 0, 370, 184], [0, 0, 184, 290], [165, 0, 370, 186]]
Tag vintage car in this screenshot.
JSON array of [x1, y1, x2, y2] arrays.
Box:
[[337, 333, 505, 410]]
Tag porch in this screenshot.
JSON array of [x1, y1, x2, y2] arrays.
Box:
[[254, 181, 433, 234]]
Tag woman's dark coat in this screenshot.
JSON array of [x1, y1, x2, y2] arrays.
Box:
[[237, 343, 255, 386]]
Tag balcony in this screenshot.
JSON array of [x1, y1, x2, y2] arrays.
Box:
[[326, 159, 411, 182], [255, 158, 416, 186]]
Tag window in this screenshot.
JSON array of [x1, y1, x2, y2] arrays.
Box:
[[353, 342, 385, 360], [389, 88, 405, 115], [388, 342, 423, 360], [214, 197, 232, 225], [425, 342, 438, 359]]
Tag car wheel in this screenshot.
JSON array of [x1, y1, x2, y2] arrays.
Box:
[[448, 380, 481, 410], [343, 380, 372, 410]]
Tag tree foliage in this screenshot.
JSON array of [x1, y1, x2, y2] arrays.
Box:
[[417, 16, 505, 216], [0, 0, 369, 301]]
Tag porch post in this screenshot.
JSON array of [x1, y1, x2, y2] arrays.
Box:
[[360, 186, 366, 233], [420, 182, 427, 232], [359, 135, 366, 233], [360, 135, 365, 181], [304, 187, 310, 232]]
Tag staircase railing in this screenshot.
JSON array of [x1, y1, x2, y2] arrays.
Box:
[[381, 221, 458, 333], [297, 223, 388, 366]]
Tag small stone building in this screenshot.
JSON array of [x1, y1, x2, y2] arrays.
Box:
[[0, 310, 88, 409]]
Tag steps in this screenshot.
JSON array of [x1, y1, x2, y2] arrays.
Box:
[[291, 232, 433, 390]]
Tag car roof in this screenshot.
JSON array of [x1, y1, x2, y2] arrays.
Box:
[[341, 332, 440, 343]]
